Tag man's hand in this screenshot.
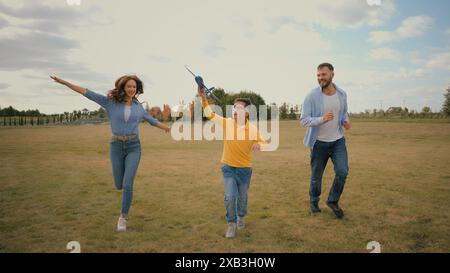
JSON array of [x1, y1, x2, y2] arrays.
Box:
[[343, 120, 351, 130], [323, 111, 334, 122], [252, 143, 261, 152]]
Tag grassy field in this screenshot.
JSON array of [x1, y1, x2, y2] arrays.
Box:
[[0, 120, 449, 253]]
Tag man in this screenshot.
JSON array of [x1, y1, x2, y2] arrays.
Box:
[[300, 63, 350, 219], [197, 86, 266, 238]]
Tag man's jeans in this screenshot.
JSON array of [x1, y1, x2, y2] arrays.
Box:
[[221, 165, 253, 223], [310, 137, 349, 204], [110, 137, 141, 217]]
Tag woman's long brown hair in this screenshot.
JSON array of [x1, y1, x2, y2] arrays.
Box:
[[108, 75, 144, 103]]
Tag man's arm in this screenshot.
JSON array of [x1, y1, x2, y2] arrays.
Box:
[[343, 94, 351, 130], [300, 95, 332, 127]]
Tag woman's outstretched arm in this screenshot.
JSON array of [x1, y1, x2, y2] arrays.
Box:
[[50, 75, 110, 108], [50, 76, 87, 95]]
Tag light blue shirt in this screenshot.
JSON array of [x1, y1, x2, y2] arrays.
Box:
[[84, 89, 159, 136], [300, 84, 349, 148]]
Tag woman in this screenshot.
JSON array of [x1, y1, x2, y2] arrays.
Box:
[[50, 75, 171, 232]]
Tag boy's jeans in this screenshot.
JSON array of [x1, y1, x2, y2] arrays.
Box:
[[221, 165, 253, 223]]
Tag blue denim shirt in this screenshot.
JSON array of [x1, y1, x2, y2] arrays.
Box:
[[300, 84, 349, 148], [84, 89, 159, 135]]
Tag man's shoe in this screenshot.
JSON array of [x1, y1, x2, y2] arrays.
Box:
[[326, 202, 344, 219], [310, 202, 322, 213]]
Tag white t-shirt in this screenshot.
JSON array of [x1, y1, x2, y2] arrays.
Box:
[[124, 105, 131, 123], [317, 92, 343, 142]]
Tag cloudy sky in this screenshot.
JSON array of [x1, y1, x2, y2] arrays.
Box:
[[1, 0, 449, 114]]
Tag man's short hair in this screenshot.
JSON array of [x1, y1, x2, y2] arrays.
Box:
[[317, 63, 334, 71], [234, 98, 251, 107]]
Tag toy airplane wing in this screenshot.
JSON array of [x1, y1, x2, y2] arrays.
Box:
[[185, 65, 221, 103]]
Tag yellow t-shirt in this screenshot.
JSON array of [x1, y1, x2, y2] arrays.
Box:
[[202, 100, 266, 168]]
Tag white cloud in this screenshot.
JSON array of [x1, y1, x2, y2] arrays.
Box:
[[369, 15, 433, 44], [369, 47, 401, 61], [265, 0, 396, 30], [426, 52, 450, 71]]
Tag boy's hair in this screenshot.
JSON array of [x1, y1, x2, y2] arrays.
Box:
[[234, 98, 251, 107]]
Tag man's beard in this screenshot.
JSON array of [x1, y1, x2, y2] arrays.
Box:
[[320, 79, 332, 89]]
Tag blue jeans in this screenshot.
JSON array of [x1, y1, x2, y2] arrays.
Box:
[[110, 137, 141, 217], [221, 165, 253, 223], [310, 137, 349, 204]]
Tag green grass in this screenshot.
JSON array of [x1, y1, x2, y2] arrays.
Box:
[[0, 121, 449, 252]]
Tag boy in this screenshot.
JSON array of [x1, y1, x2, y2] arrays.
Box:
[[198, 86, 266, 238]]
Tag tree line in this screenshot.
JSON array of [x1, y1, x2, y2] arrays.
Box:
[[2, 86, 449, 126]]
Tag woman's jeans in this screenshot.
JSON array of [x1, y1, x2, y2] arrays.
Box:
[[221, 165, 253, 223], [110, 137, 141, 217], [310, 137, 349, 204]]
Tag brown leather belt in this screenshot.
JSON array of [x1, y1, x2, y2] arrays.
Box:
[[111, 134, 138, 141]]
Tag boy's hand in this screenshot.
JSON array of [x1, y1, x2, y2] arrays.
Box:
[[252, 143, 261, 152], [197, 86, 206, 97]]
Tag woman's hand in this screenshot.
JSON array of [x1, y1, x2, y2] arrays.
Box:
[[50, 76, 68, 86], [50, 75, 86, 95], [156, 122, 171, 133]]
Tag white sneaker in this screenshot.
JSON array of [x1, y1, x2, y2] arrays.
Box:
[[225, 222, 237, 238], [117, 216, 127, 232], [237, 217, 245, 230]]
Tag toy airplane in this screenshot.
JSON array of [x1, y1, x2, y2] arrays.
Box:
[[185, 65, 221, 103]]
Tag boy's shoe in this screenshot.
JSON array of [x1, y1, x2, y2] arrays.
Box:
[[237, 217, 245, 230], [225, 222, 237, 238]]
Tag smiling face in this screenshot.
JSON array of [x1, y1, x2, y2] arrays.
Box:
[[317, 66, 334, 89], [233, 101, 248, 120], [124, 79, 137, 99]]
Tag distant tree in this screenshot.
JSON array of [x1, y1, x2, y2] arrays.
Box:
[[97, 107, 106, 118], [279, 103, 288, 119], [442, 86, 450, 117], [288, 107, 297, 119], [421, 106, 431, 114]]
